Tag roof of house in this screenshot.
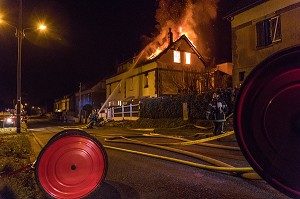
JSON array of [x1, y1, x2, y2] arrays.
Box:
[[108, 32, 210, 80], [140, 34, 208, 68], [224, 0, 268, 19]]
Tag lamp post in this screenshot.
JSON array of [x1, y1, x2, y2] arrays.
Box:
[[1, 0, 46, 133], [16, 0, 23, 133]]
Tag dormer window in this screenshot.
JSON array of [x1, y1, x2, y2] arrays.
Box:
[[185, 52, 191, 64], [174, 50, 181, 63]]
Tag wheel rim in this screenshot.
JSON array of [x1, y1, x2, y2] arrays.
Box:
[[234, 46, 300, 198], [36, 130, 107, 198]]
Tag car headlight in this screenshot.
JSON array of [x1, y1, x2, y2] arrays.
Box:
[[5, 118, 13, 124]]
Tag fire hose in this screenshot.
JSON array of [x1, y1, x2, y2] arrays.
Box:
[[103, 131, 260, 180]]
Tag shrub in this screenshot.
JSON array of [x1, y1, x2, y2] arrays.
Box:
[[139, 89, 234, 120]]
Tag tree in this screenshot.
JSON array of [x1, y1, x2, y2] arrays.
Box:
[[158, 62, 214, 95]]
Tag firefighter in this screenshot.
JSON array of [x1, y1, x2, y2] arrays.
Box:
[[206, 90, 228, 136], [87, 110, 99, 129]]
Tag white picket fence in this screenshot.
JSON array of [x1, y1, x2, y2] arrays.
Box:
[[100, 104, 140, 121]]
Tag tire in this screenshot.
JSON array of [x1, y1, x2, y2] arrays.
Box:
[[234, 45, 300, 198]]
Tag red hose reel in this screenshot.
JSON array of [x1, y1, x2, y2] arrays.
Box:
[[234, 45, 300, 198], [35, 130, 108, 198]]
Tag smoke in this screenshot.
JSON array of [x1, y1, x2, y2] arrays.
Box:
[[143, 0, 219, 61]]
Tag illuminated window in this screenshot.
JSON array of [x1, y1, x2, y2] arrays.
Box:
[[118, 100, 122, 106], [185, 52, 191, 64], [174, 51, 181, 63]]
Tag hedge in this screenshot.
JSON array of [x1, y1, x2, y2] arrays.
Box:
[[139, 89, 235, 120]]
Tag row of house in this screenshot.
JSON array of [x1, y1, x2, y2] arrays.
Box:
[[54, 31, 232, 119], [54, 0, 300, 121]]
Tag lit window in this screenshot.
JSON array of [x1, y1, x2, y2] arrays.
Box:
[[174, 51, 181, 63], [118, 100, 122, 106], [185, 52, 191, 64]]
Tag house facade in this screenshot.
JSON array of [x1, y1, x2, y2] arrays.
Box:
[[105, 33, 232, 107], [226, 0, 300, 87], [54, 94, 75, 113], [75, 80, 106, 115]]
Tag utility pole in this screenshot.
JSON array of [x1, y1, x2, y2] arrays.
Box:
[[16, 0, 23, 133]]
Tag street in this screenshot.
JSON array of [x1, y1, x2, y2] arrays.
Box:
[[27, 117, 290, 199]]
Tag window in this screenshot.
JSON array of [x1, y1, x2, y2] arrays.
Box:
[[239, 71, 245, 82], [118, 82, 121, 93], [144, 73, 149, 88], [129, 77, 133, 91], [117, 100, 122, 106], [174, 50, 181, 63], [124, 82, 126, 98], [256, 16, 281, 48], [108, 84, 111, 95], [185, 52, 191, 64]]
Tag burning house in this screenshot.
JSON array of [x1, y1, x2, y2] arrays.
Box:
[[105, 0, 232, 107], [105, 28, 231, 107]]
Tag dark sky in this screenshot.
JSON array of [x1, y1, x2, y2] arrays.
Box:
[[0, 0, 235, 108]]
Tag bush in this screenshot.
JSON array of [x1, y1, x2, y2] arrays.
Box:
[[139, 89, 234, 120]]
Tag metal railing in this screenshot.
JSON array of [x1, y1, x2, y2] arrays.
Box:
[[102, 104, 140, 121]]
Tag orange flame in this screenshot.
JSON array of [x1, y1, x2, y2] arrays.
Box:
[[148, 48, 163, 59], [148, 26, 196, 59]]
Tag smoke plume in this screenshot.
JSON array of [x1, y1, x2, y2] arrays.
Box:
[[143, 0, 219, 62]]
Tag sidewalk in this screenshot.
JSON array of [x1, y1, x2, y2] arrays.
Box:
[[28, 132, 43, 163]]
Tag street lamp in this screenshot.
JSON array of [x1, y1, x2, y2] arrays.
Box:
[[1, 0, 46, 133]]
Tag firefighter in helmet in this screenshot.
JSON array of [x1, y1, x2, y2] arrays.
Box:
[[87, 109, 99, 129], [206, 90, 228, 136]]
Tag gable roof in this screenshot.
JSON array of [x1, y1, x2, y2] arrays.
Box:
[[141, 34, 208, 68], [224, 0, 268, 19]]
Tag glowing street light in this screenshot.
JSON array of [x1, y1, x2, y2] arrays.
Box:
[[1, 0, 47, 133], [38, 24, 47, 30]]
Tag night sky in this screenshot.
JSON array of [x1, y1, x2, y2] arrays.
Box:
[[0, 0, 235, 110]]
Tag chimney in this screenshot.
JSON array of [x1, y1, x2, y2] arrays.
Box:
[[168, 28, 173, 45]]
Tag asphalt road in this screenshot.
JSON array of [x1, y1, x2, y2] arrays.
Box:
[[27, 117, 290, 199]]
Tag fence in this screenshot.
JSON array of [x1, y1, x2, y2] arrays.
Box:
[[102, 104, 140, 121]]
